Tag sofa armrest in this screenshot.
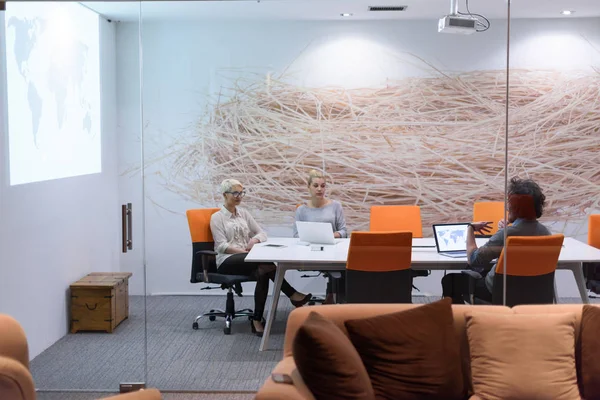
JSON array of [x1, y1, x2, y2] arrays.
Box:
[[100, 388, 161, 400], [0, 314, 30, 369], [256, 357, 315, 400], [0, 356, 36, 400]]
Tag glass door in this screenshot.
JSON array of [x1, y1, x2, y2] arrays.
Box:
[[0, 1, 147, 396], [137, 0, 511, 394]]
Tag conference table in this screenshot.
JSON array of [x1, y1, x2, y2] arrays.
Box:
[[246, 237, 600, 351]]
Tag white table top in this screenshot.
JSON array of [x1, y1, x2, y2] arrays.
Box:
[[246, 237, 600, 265]]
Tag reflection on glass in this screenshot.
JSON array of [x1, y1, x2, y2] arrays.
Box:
[[137, 0, 510, 391], [508, 1, 600, 306]]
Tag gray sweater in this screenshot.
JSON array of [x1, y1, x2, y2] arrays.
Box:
[[293, 200, 348, 238]]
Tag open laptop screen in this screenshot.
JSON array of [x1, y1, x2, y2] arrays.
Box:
[[433, 223, 469, 252], [296, 221, 336, 245]]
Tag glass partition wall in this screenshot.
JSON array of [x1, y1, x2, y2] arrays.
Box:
[[507, 1, 600, 306], [6, 0, 574, 396], [0, 1, 147, 396], [138, 0, 511, 392]]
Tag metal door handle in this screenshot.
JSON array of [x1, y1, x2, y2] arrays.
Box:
[[127, 203, 133, 250], [122, 203, 133, 253]]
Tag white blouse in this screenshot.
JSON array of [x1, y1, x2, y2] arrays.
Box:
[[209, 205, 267, 267]]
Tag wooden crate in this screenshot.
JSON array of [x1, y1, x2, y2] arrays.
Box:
[[70, 272, 132, 333]]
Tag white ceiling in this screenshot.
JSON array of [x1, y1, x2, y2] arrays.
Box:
[[82, 0, 600, 22]]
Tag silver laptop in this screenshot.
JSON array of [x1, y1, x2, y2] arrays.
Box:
[[432, 223, 470, 258], [296, 221, 336, 245]]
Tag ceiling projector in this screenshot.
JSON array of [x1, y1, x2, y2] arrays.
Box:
[[438, 14, 478, 34]]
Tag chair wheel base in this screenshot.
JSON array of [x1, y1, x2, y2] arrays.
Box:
[[193, 287, 254, 334]]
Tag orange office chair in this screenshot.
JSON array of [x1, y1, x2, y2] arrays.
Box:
[[346, 231, 413, 303], [369, 205, 423, 238], [186, 209, 255, 334], [473, 201, 505, 237], [465, 234, 564, 307], [369, 205, 428, 288]]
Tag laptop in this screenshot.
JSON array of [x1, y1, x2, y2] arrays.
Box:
[[432, 223, 470, 258], [296, 221, 336, 245]]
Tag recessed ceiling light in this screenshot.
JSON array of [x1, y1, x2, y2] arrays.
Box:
[[340, 13, 353, 17], [560, 10, 575, 15]]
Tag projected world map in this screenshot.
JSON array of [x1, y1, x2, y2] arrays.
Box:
[[4, 2, 100, 186], [7, 16, 92, 146]]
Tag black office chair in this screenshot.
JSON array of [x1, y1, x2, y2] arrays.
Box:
[[187, 209, 256, 335]]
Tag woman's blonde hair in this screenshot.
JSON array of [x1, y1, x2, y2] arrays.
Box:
[[307, 169, 325, 186]]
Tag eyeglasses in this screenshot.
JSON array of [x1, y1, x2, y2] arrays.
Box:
[[226, 190, 246, 198]]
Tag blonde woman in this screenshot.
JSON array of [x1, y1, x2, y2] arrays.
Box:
[[293, 170, 347, 238], [210, 179, 311, 337], [293, 170, 347, 303]]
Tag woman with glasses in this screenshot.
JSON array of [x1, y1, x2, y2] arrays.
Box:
[[293, 170, 348, 303], [210, 179, 312, 337]]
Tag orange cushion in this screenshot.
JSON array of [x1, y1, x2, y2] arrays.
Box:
[[344, 298, 464, 400], [292, 312, 375, 400], [466, 312, 580, 400], [581, 305, 600, 399]]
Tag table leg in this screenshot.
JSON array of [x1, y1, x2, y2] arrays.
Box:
[[554, 279, 559, 304], [260, 264, 286, 351], [571, 262, 590, 304]]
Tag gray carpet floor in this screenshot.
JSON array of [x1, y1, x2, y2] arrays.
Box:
[[31, 295, 291, 392], [31, 295, 596, 393]]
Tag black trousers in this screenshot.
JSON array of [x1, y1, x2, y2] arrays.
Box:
[[218, 253, 296, 320], [441, 271, 493, 304]]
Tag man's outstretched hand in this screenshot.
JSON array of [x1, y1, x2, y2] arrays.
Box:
[[470, 221, 492, 234]]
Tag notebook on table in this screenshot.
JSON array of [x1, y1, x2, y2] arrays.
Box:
[[432, 223, 470, 258]]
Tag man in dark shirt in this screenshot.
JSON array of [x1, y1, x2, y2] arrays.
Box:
[[442, 177, 551, 304]]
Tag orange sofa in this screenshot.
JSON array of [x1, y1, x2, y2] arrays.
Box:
[[0, 314, 161, 400], [255, 303, 598, 400]]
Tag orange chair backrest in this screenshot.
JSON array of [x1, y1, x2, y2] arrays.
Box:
[[495, 234, 564, 276], [369, 205, 423, 238], [589, 215, 600, 249], [347, 231, 412, 272], [473, 201, 505, 235], [186, 208, 220, 243]]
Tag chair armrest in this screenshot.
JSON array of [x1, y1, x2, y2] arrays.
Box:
[[461, 270, 482, 280], [195, 250, 218, 256], [100, 388, 161, 400]]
